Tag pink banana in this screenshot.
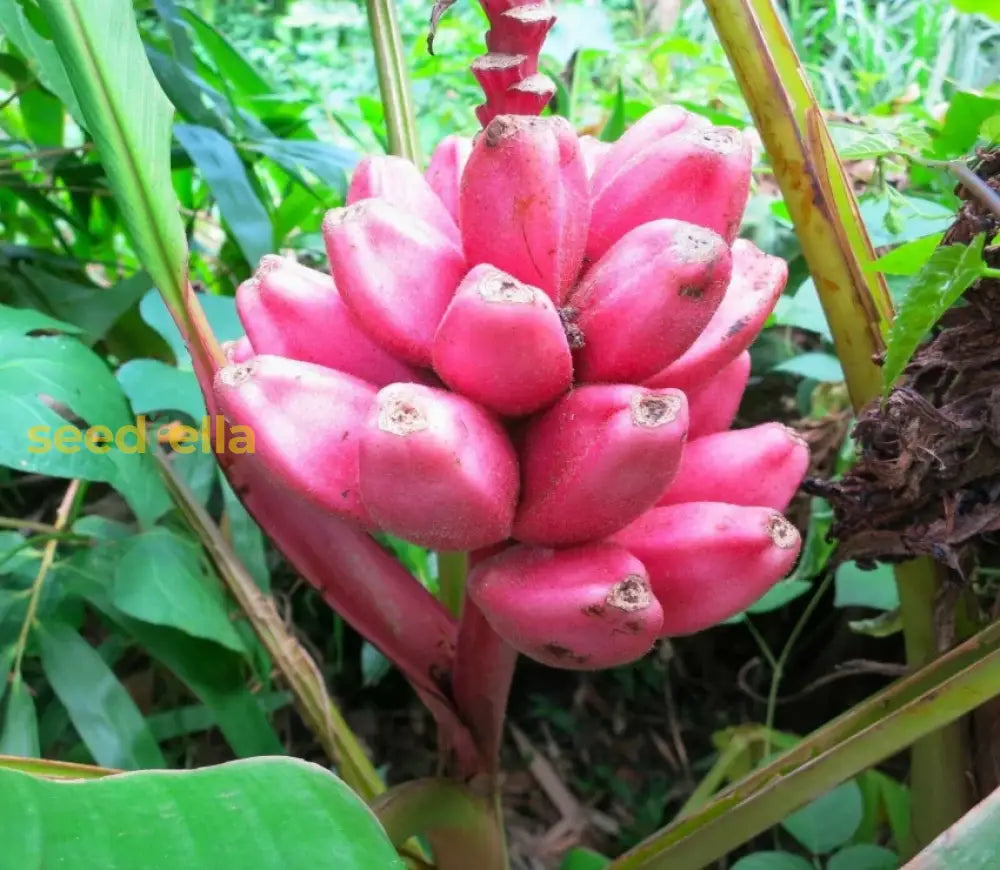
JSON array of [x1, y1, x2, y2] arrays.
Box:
[[610, 503, 802, 635], [432, 264, 572, 416], [223, 335, 254, 364], [567, 219, 732, 383], [347, 155, 460, 245], [212, 355, 376, 526], [685, 351, 751, 439], [235, 255, 422, 386], [460, 114, 589, 304], [323, 199, 467, 366], [358, 383, 519, 550], [468, 542, 663, 669], [646, 240, 788, 391], [657, 423, 810, 510], [426, 135, 472, 221], [587, 122, 752, 263], [589, 106, 706, 198], [578, 134, 612, 179], [513, 385, 689, 546]]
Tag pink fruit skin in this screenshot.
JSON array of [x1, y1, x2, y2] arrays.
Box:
[[609, 503, 802, 635], [460, 114, 589, 304], [513, 385, 689, 546], [426, 135, 473, 221], [586, 122, 752, 264], [212, 355, 376, 526], [432, 264, 573, 416], [578, 134, 612, 180], [323, 199, 467, 367], [358, 383, 519, 550], [589, 106, 706, 197], [568, 219, 732, 384], [348, 154, 460, 245], [657, 423, 810, 511], [646, 240, 788, 392], [685, 351, 751, 439], [235, 256, 424, 387], [223, 335, 254, 364], [468, 542, 663, 669]]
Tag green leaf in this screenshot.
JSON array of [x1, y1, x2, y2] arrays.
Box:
[[0, 333, 168, 525], [117, 358, 205, 422], [37, 0, 189, 314], [835, 562, 900, 611], [746, 580, 813, 614], [37, 622, 166, 769], [600, 81, 626, 142], [882, 235, 988, 391], [138, 288, 243, 368], [771, 279, 834, 341], [937, 92, 1000, 156], [0, 646, 15, 709], [870, 234, 945, 277], [247, 138, 356, 195], [60, 527, 283, 758], [0, 757, 403, 869], [180, 8, 273, 98], [0, 675, 40, 758], [949, 0, 1000, 20], [152, 0, 197, 70], [827, 844, 898, 870], [559, 847, 612, 870], [361, 641, 392, 688], [19, 266, 152, 343], [221, 479, 270, 592], [781, 780, 863, 854], [731, 853, 813, 870], [773, 352, 845, 383], [0, 0, 83, 124], [0, 301, 81, 336], [112, 528, 247, 654], [146, 691, 289, 742], [174, 123, 274, 266]]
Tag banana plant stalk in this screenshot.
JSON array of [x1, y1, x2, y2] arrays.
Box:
[[702, 0, 967, 847]]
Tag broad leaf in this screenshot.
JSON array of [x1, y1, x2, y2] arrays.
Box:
[[0, 675, 40, 758], [780, 780, 863, 854], [773, 352, 844, 383], [827, 844, 898, 870], [0, 757, 403, 869], [731, 854, 812, 870], [181, 9, 273, 98], [247, 138, 357, 195], [37, 0, 189, 314], [112, 528, 247, 654], [835, 562, 899, 611], [870, 233, 945, 277], [0, 301, 81, 336], [174, 123, 274, 266], [37, 622, 166, 770], [0, 333, 168, 525], [882, 235, 988, 390]]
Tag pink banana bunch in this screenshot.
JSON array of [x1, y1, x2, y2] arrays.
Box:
[[215, 104, 808, 673]]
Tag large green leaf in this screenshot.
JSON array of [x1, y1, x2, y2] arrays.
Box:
[[36, 0, 188, 313], [37, 622, 167, 770], [0, 333, 168, 525], [0, 757, 404, 869], [112, 528, 247, 655], [882, 235, 988, 391]]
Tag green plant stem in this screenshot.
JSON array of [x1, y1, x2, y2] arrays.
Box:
[[11, 480, 82, 676], [364, 0, 421, 164], [437, 551, 468, 618], [373, 778, 508, 870], [609, 617, 1000, 869], [703, 0, 966, 847], [896, 559, 970, 853], [0, 754, 112, 780]]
